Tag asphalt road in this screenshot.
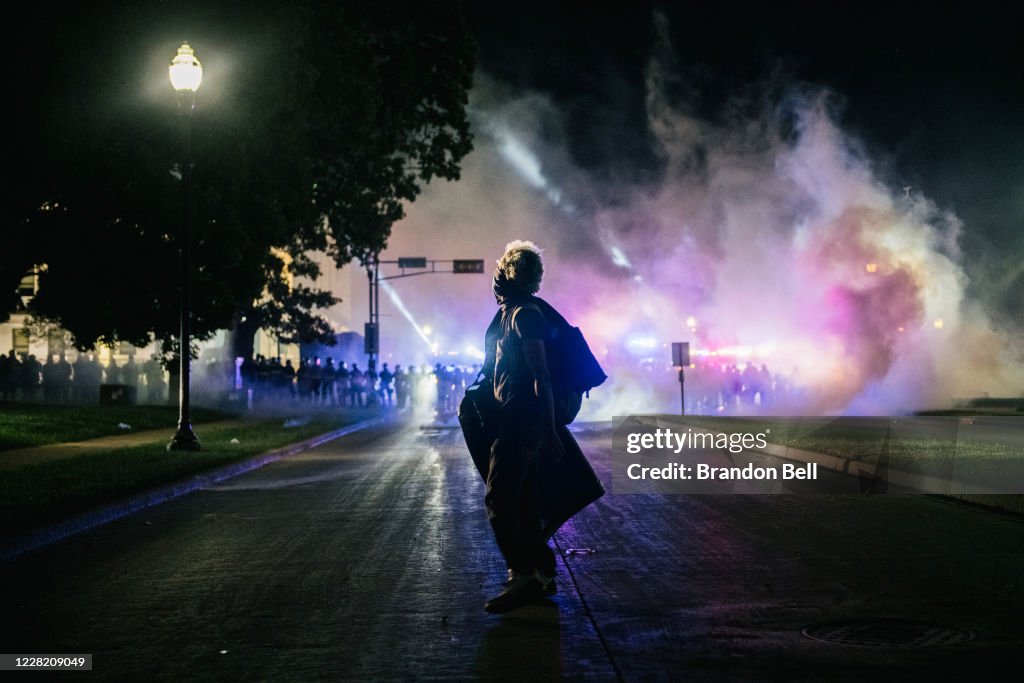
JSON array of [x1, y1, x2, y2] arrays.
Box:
[[1, 418, 1022, 681]]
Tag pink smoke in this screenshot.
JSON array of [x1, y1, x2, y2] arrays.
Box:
[[362, 49, 1022, 418]]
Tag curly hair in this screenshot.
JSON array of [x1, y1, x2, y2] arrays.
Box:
[[495, 240, 544, 294]]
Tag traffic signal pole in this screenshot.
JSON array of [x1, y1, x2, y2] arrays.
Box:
[[365, 255, 380, 372], [363, 258, 484, 372]]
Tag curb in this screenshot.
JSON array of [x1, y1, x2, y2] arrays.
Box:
[[753, 442, 1024, 515], [0, 416, 387, 563], [629, 418, 1022, 516]]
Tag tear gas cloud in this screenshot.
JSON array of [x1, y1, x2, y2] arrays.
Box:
[[375, 38, 1023, 418]]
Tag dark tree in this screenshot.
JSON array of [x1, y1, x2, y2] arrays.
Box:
[[306, 2, 476, 266], [5, 0, 476, 363]]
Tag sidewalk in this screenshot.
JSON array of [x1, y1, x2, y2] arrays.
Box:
[[753, 438, 1024, 515], [626, 415, 1024, 516], [5, 411, 1018, 566], [3, 420, 1021, 680], [0, 420, 249, 471], [1, 413, 387, 561]]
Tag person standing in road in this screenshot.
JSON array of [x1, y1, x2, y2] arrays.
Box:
[[349, 364, 365, 407], [379, 362, 394, 406], [322, 357, 337, 405], [336, 361, 351, 406], [482, 240, 564, 613], [393, 365, 409, 410]]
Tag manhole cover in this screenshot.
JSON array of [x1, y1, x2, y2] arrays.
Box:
[[802, 619, 974, 648]]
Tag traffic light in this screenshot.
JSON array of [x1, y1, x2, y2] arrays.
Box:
[[398, 257, 427, 268], [453, 259, 485, 274], [364, 323, 379, 354]]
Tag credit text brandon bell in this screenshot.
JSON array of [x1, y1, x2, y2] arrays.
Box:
[[627, 462, 818, 480]]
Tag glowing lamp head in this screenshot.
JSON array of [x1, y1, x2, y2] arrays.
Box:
[[169, 42, 203, 92]]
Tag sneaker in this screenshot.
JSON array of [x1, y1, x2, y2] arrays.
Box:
[[540, 571, 557, 595], [508, 568, 556, 596], [485, 570, 548, 613]]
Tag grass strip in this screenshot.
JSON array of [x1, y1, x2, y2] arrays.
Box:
[[0, 413, 360, 536], [0, 403, 235, 451], [674, 416, 1024, 484]]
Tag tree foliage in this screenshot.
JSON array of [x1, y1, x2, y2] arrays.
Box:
[[306, 2, 476, 266], [4, 0, 476, 357]]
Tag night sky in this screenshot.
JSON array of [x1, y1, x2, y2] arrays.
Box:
[[467, 2, 1023, 321], [371, 1, 1024, 414], [12, 2, 1023, 413]]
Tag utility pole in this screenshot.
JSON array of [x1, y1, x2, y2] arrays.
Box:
[[672, 342, 690, 416], [364, 257, 484, 368], [365, 254, 380, 372]]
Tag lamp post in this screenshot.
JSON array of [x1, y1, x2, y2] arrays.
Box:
[[168, 42, 202, 451]]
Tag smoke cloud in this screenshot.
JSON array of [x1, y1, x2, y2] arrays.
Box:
[[374, 20, 1023, 418]]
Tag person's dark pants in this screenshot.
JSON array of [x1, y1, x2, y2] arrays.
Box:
[[485, 399, 556, 578]]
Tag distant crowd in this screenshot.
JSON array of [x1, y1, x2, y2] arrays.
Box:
[[683, 361, 803, 414], [3, 347, 817, 418], [0, 350, 167, 404], [0, 348, 487, 415], [229, 354, 483, 413]]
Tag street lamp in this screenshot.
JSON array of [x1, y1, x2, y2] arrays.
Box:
[[168, 42, 202, 451]]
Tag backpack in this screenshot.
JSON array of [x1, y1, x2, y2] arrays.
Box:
[[513, 298, 607, 424], [542, 310, 607, 424]]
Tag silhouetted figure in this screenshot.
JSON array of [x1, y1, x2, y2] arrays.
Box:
[[265, 357, 281, 399], [56, 353, 73, 402], [452, 365, 466, 408], [724, 364, 741, 411], [434, 363, 449, 414], [42, 355, 61, 402], [71, 353, 86, 402], [257, 355, 273, 399], [296, 358, 311, 402], [81, 353, 103, 403], [336, 361, 351, 406], [240, 355, 257, 393], [394, 365, 409, 410], [410, 366, 424, 408], [1, 350, 21, 400], [481, 240, 562, 613], [366, 364, 379, 406], [105, 356, 122, 385], [349, 364, 365, 406], [379, 363, 394, 406], [310, 357, 325, 403], [757, 364, 773, 409], [143, 355, 166, 404], [277, 359, 292, 399], [19, 354, 41, 401], [742, 361, 758, 409], [122, 354, 140, 393]]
